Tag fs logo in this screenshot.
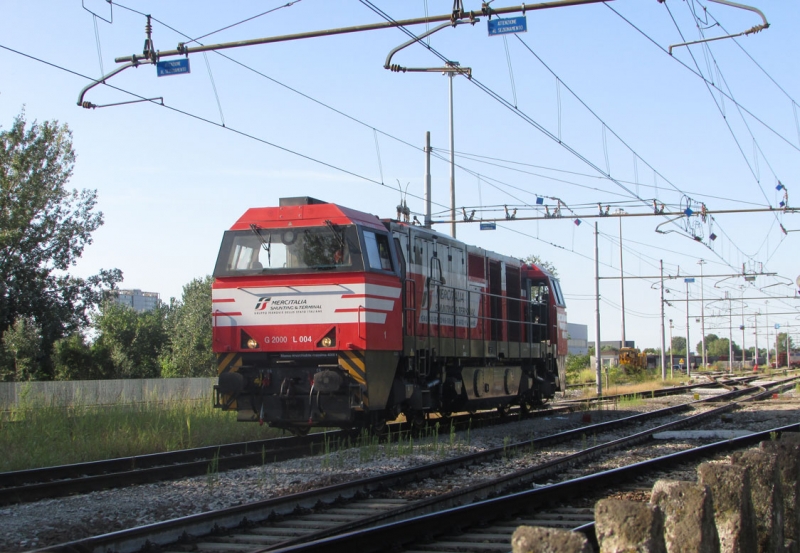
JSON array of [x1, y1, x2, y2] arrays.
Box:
[[254, 297, 271, 311]]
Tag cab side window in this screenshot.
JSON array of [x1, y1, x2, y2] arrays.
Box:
[[364, 231, 393, 272]]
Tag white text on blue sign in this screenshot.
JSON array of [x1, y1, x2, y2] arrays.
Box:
[[157, 59, 191, 77], [488, 17, 528, 36]]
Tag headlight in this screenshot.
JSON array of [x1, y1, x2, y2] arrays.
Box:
[[321, 336, 333, 347], [247, 338, 259, 349]]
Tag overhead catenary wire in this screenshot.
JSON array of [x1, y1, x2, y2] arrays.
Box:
[[100, 0, 771, 279], [177, 0, 302, 48], [202, 52, 226, 127], [604, 3, 800, 156], [686, 3, 785, 193], [447, 149, 768, 207], [0, 43, 444, 211], [362, 0, 725, 260], [664, 1, 784, 242], [18, 3, 797, 316]]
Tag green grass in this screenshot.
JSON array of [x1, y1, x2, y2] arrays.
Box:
[[0, 395, 285, 472]]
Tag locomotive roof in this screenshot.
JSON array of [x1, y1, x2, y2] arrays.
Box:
[[386, 218, 526, 269], [230, 200, 387, 231]]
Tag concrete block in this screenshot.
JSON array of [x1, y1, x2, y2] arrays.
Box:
[[512, 526, 593, 553], [731, 449, 784, 553], [760, 439, 800, 551], [697, 462, 757, 553], [650, 480, 720, 553], [595, 499, 666, 553], [780, 431, 800, 444]]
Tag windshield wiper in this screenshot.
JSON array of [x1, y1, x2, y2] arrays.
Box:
[[324, 220, 345, 251], [249, 224, 271, 266]]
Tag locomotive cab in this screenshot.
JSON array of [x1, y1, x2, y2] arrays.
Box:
[[212, 197, 404, 433]]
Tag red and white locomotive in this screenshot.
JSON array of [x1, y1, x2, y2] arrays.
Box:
[[213, 197, 567, 434]]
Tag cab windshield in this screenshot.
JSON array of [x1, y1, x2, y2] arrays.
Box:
[[214, 224, 363, 276]]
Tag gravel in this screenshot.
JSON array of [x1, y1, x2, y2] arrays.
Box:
[[2, 385, 796, 552]]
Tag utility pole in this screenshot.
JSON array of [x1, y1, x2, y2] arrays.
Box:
[[594, 222, 602, 395], [685, 278, 692, 377], [448, 65, 457, 238], [659, 260, 666, 380], [740, 287, 746, 369], [669, 319, 674, 378], [619, 210, 626, 347], [698, 259, 706, 369], [755, 311, 760, 368], [424, 132, 432, 228], [766, 300, 770, 368], [727, 292, 733, 373]]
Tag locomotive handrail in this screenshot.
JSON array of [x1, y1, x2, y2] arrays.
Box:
[[357, 304, 364, 340], [403, 277, 417, 337]]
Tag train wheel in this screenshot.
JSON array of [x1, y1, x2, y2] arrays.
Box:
[[497, 404, 508, 418], [405, 411, 426, 433], [291, 426, 310, 437], [370, 413, 388, 436]]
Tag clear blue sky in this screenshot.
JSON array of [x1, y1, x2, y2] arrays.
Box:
[[2, 0, 798, 353]]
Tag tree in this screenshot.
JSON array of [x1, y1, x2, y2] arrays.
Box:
[[52, 332, 105, 380], [92, 303, 169, 378], [565, 353, 590, 382], [0, 111, 121, 378], [161, 276, 215, 377], [1, 316, 43, 381], [522, 255, 558, 277], [670, 336, 686, 356], [775, 332, 794, 355], [696, 334, 719, 357]]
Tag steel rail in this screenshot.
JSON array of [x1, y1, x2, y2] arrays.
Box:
[[265, 421, 800, 553], [0, 374, 765, 505], [0, 402, 573, 505], [33, 376, 798, 553]]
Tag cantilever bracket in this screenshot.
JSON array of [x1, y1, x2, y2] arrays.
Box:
[[77, 60, 153, 108], [668, 0, 769, 55], [655, 215, 688, 234], [384, 20, 474, 73]]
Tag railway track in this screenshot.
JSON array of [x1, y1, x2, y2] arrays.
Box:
[[32, 375, 798, 553], [286, 420, 800, 553], [0, 374, 759, 506], [0, 402, 579, 506]]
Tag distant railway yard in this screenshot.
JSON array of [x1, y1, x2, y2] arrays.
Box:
[[1, 372, 797, 553]]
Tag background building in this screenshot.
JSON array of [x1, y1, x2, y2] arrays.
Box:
[[566, 323, 588, 355], [113, 289, 161, 312]]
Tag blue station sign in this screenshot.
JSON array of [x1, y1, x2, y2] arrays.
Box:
[[488, 16, 528, 36], [157, 58, 191, 77], [480, 222, 497, 231]]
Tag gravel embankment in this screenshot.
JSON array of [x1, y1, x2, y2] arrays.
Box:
[[2, 385, 796, 552]]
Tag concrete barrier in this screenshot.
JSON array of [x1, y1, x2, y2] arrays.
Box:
[[0, 378, 214, 411], [650, 480, 719, 553], [511, 526, 593, 553], [731, 449, 784, 552], [760, 438, 800, 553], [697, 462, 758, 553], [513, 434, 800, 553], [595, 499, 666, 553]]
